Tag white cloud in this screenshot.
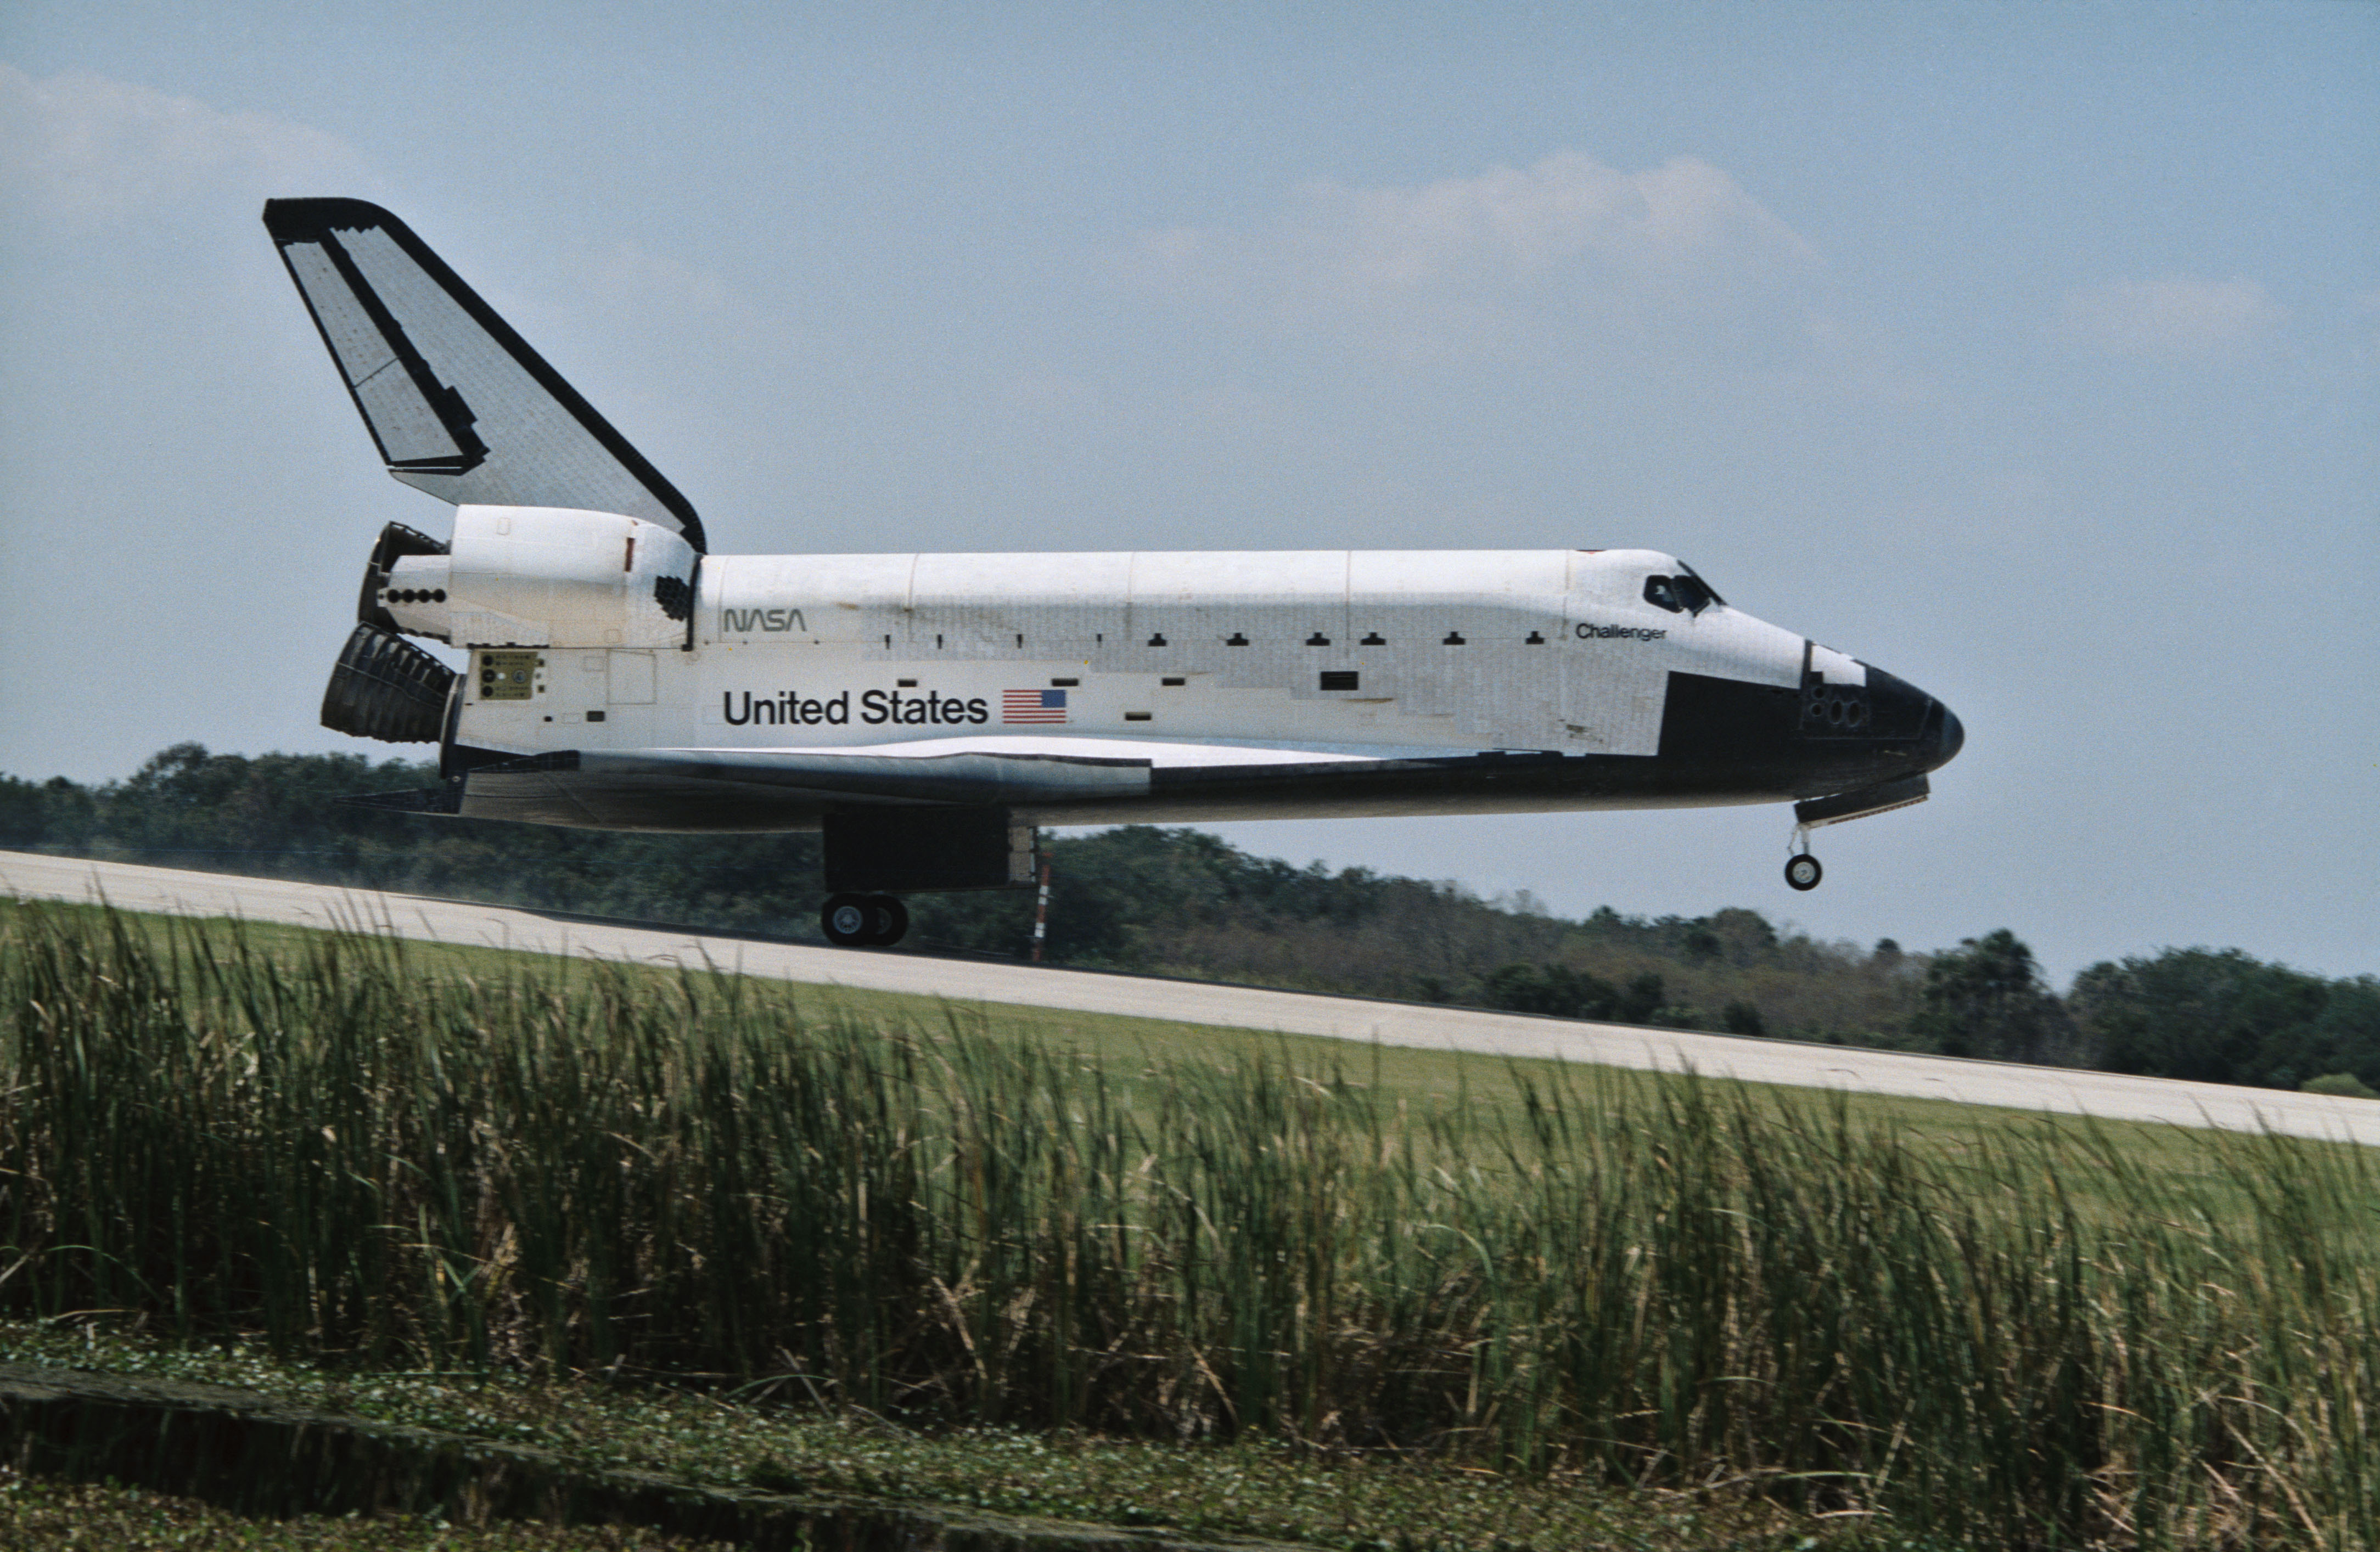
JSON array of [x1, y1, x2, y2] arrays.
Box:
[[2060, 275, 2286, 361], [1290, 151, 1814, 292], [1129, 150, 1822, 358], [0, 63, 370, 232]]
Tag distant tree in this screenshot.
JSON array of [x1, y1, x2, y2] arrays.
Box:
[[1480, 963, 1556, 1014], [1722, 1000, 1767, 1037], [1618, 972, 1668, 1025], [2069, 948, 2376, 1091], [1473, 964, 1675, 1025], [0, 775, 97, 849], [1912, 930, 2078, 1065], [1479, 963, 1623, 1021], [1703, 908, 1780, 964], [2314, 979, 2380, 1088], [0, 778, 42, 845]]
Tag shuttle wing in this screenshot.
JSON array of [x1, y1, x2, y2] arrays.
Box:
[[263, 199, 704, 550], [354, 744, 1165, 831], [447, 746, 1156, 830], [351, 737, 1469, 832]]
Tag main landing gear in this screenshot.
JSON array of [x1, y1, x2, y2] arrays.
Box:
[[821, 892, 910, 948], [1783, 829, 1823, 892]]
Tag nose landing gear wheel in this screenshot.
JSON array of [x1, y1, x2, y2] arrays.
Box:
[[1784, 854, 1823, 892], [822, 892, 911, 947]]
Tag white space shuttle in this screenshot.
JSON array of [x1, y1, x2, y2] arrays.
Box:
[[270, 199, 1962, 947]]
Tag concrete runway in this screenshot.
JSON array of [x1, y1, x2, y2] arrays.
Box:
[[6, 850, 2374, 1147]]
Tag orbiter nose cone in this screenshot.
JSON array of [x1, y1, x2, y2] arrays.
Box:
[[1922, 699, 1964, 771]]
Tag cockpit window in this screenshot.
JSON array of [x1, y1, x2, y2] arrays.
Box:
[[1645, 567, 1722, 617], [1671, 573, 1717, 615], [1676, 562, 1724, 609]]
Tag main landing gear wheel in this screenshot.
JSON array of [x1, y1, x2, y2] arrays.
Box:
[[822, 892, 910, 947], [1784, 854, 1824, 892], [867, 895, 910, 947]]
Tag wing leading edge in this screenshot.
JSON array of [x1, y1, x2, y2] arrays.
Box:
[[263, 198, 704, 551]]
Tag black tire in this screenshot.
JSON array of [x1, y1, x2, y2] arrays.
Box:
[[1784, 854, 1823, 892], [866, 895, 910, 947], [821, 892, 873, 947]]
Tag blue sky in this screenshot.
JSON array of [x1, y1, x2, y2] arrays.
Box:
[[2, 2, 2373, 980]]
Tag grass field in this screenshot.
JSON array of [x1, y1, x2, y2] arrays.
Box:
[[0, 895, 2266, 1175], [4, 896, 2376, 1549]]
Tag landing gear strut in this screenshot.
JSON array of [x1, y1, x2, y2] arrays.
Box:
[[821, 892, 910, 947], [1783, 831, 1823, 892]]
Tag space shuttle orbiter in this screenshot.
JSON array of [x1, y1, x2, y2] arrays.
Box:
[[268, 199, 1962, 946]]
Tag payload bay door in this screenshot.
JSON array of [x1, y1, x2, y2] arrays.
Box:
[[608, 650, 656, 705], [1560, 639, 1666, 755]]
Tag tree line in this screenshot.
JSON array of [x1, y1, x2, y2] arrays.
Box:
[[4, 743, 2373, 1095]]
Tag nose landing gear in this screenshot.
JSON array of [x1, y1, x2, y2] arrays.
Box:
[[1783, 775, 1934, 891], [822, 892, 910, 947]]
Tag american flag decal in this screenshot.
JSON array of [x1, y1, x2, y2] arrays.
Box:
[[1002, 688, 1069, 724]]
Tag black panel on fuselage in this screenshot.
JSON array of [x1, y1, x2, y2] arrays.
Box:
[[1657, 668, 1946, 800]]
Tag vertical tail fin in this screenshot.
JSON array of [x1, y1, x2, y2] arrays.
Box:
[[263, 199, 705, 551]]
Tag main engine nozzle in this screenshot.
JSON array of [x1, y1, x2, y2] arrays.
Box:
[[321, 622, 455, 744]]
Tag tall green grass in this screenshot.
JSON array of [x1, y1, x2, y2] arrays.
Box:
[[3, 899, 2374, 1548]]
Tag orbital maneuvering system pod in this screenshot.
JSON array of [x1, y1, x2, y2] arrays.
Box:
[[268, 199, 1964, 948]]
